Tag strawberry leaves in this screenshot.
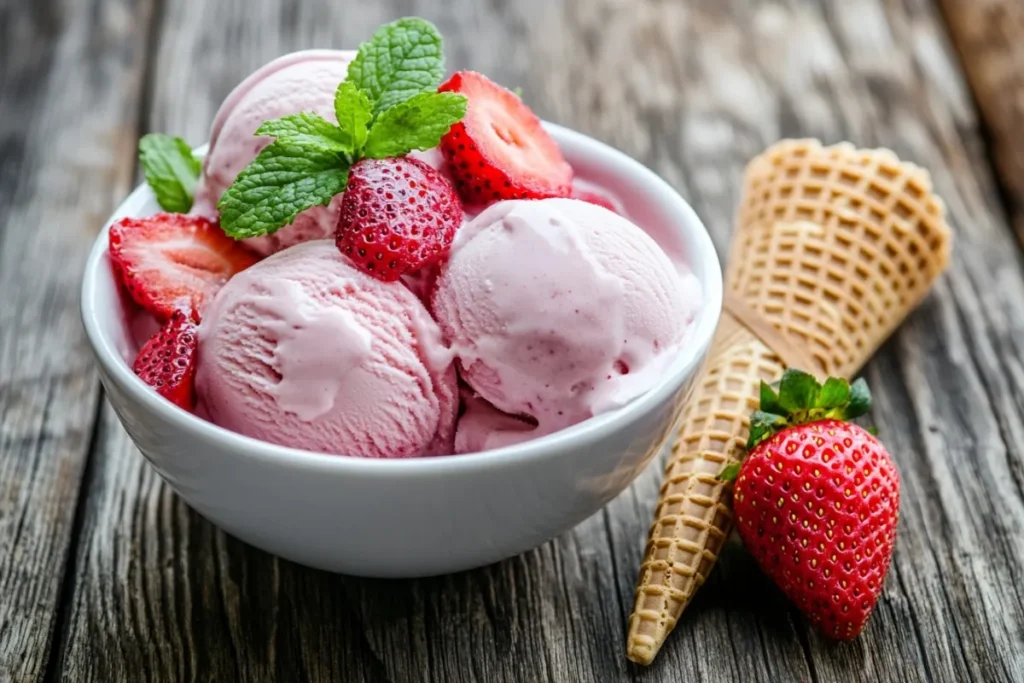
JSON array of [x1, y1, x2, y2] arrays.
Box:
[[746, 370, 873, 449]]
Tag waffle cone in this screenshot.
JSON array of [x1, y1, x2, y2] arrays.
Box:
[[626, 140, 952, 665]]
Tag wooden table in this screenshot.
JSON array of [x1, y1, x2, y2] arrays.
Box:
[[3, 0, 1024, 681]]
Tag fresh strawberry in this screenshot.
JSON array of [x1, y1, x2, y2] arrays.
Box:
[[724, 370, 900, 640], [335, 157, 462, 282], [132, 310, 199, 410], [439, 71, 573, 204], [571, 186, 620, 213], [109, 213, 259, 321]]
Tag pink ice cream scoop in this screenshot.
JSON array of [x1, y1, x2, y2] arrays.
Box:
[[454, 389, 537, 454], [193, 50, 355, 256], [432, 198, 700, 439], [196, 240, 458, 458]]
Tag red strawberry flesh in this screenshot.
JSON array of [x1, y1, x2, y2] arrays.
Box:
[[132, 310, 199, 410], [109, 213, 259, 321], [439, 71, 572, 203]]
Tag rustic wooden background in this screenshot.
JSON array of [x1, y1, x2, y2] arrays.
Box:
[[2, 0, 1024, 681]]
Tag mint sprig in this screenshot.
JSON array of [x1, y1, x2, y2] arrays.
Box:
[[347, 17, 447, 117], [217, 17, 467, 240], [139, 134, 201, 213]]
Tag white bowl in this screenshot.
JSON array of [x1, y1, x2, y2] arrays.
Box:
[[81, 124, 723, 577]]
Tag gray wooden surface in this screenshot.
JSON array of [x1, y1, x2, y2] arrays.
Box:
[[2, 0, 1024, 681]]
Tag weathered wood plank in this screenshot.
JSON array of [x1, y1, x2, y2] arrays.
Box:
[[938, 0, 1024, 245], [52, 0, 1024, 681], [0, 0, 154, 679]]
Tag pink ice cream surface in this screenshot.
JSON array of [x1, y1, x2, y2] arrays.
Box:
[[455, 389, 537, 454], [193, 50, 356, 256], [433, 198, 700, 438], [196, 240, 458, 458]]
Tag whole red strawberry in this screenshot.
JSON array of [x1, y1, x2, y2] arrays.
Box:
[[439, 71, 573, 205], [132, 310, 199, 410], [335, 157, 462, 282], [726, 370, 900, 640], [109, 213, 259, 321]]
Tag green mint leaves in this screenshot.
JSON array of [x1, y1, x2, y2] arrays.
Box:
[[364, 92, 466, 159], [334, 82, 372, 151], [217, 141, 352, 239], [746, 370, 873, 449], [217, 17, 466, 239], [139, 134, 201, 213], [254, 113, 351, 152], [347, 17, 446, 117]]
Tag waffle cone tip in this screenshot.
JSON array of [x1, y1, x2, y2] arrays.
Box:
[[626, 637, 657, 666]]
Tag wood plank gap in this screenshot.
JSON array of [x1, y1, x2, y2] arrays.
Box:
[[38, 0, 166, 675], [600, 507, 629, 633], [891, 563, 936, 683], [336, 581, 395, 683], [791, 616, 821, 683], [40, 387, 107, 683], [133, 0, 168, 176]]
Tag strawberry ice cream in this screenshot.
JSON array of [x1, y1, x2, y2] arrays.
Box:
[[193, 50, 355, 256], [196, 241, 458, 457], [432, 198, 700, 440], [454, 389, 536, 454], [121, 20, 707, 459]]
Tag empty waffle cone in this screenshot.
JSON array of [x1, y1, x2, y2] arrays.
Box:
[[626, 140, 952, 665]]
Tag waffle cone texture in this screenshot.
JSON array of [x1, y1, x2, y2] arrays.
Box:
[[625, 140, 952, 665]]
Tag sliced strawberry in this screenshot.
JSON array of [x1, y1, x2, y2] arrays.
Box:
[[336, 157, 462, 282], [132, 311, 199, 410], [109, 213, 259, 321], [571, 187, 620, 213], [439, 71, 573, 204]]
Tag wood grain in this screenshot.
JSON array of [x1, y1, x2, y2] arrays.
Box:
[[8, 0, 1023, 681], [938, 0, 1024, 244], [0, 0, 154, 679]]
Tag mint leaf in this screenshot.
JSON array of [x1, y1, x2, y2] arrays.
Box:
[[218, 140, 350, 239], [139, 134, 201, 213], [255, 113, 351, 152], [334, 82, 372, 153], [759, 380, 784, 415], [718, 462, 741, 483], [777, 369, 820, 413], [364, 92, 466, 159], [747, 410, 788, 449], [347, 17, 446, 116], [846, 378, 872, 419], [819, 377, 851, 410]]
